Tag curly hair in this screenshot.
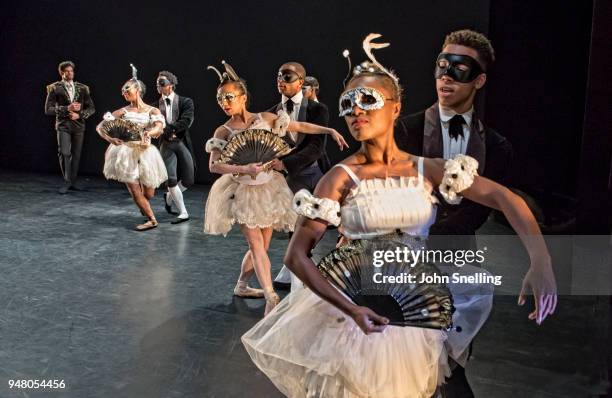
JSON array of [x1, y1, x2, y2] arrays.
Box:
[[443, 29, 495, 70], [158, 70, 178, 86]]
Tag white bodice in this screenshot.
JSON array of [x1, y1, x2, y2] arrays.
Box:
[[335, 159, 437, 239], [121, 108, 165, 128]]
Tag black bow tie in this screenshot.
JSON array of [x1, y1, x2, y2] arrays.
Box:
[[285, 99, 295, 114], [165, 98, 171, 106], [448, 114, 467, 140]]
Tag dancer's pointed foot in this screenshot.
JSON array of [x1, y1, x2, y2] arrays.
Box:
[[234, 281, 264, 298], [135, 218, 158, 231]]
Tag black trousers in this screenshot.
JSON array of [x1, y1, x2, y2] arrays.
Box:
[[160, 140, 195, 188], [56, 127, 84, 185]]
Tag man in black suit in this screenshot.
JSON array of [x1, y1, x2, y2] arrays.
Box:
[[269, 62, 330, 288], [395, 30, 512, 397], [396, 30, 512, 250], [45, 61, 95, 194], [156, 71, 195, 224]]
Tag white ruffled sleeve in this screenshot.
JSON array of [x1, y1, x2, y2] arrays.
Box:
[[205, 137, 228, 153], [150, 113, 166, 128], [439, 154, 479, 204], [292, 189, 341, 226], [271, 110, 290, 137], [102, 112, 115, 121]]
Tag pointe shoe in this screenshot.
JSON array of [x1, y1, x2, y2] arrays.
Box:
[[264, 290, 280, 316], [135, 219, 158, 231], [233, 282, 264, 298]]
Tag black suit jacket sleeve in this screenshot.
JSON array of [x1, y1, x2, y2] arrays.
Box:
[[44, 85, 69, 118], [79, 85, 95, 120], [430, 129, 513, 235], [282, 101, 328, 175], [164, 97, 194, 137]]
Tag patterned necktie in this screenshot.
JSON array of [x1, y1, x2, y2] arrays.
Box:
[[449, 114, 466, 140]]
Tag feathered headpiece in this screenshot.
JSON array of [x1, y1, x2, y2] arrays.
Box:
[[342, 33, 399, 87], [207, 60, 242, 83]]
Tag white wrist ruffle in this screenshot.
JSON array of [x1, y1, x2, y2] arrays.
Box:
[[103, 112, 115, 121], [292, 189, 341, 226], [439, 154, 479, 204], [205, 137, 228, 153], [271, 110, 290, 137], [150, 114, 166, 127]]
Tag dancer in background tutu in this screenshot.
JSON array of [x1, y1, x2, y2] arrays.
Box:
[[203, 61, 347, 315], [96, 64, 168, 231], [242, 35, 557, 397]]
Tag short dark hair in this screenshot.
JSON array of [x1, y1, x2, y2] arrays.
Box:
[[58, 61, 75, 72], [158, 70, 178, 86], [280, 62, 306, 79], [304, 76, 320, 94], [443, 29, 495, 70]]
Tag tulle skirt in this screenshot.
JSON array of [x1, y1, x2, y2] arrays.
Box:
[[103, 143, 168, 188], [204, 172, 297, 236], [242, 263, 494, 398]]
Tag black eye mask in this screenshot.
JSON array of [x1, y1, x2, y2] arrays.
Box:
[[434, 53, 484, 83], [157, 77, 171, 87]]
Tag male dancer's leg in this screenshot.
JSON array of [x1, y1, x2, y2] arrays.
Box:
[[69, 130, 84, 187], [57, 128, 72, 186]]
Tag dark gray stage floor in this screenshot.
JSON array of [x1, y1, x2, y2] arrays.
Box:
[[0, 172, 608, 398]]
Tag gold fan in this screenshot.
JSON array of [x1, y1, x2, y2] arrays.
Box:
[[99, 119, 144, 142]]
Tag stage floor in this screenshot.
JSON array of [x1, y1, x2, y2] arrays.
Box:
[[0, 171, 607, 398]]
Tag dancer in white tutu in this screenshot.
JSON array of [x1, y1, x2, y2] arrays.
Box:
[[204, 61, 348, 315], [96, 65, 168, 231], [242, 35, 557, 397]]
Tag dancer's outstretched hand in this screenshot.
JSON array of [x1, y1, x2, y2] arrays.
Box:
[[351, 306, 389, 334], [328, 129, 349, 150], [518, 259, 557, 325]]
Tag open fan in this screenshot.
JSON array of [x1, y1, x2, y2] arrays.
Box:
[[99, 119, 143, 142], [317, 238, 455, 330], [218, 129, 292, 166]]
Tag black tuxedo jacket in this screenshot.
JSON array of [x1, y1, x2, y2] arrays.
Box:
[[395, 103, 513, 236], [158, 94, 195, 156], [44, 81, 95, 131], [269, 97, 330, 175]]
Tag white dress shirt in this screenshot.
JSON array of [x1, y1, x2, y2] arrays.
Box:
[[162, 92, 176, 123], [282, 90, 303, 143], [439, 104, 473, 159]]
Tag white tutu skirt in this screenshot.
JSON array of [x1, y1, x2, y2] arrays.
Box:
[[103, 143, 168, 188], [242, 264, 493, 398], [204, 172, 297, 235]]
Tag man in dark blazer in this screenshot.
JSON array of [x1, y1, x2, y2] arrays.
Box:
[[269, 62, 330, 192], [156, 71, 195, 224], [269, 62, 330, 288], [396, 30, 512, 249], [395, 30, 512, 397], [45, 60, 95, 194]]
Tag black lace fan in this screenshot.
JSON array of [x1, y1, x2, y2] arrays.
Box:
[[218, 129, 292, 165], [99, 119, 143, 142], [317, 238, 455, 330]]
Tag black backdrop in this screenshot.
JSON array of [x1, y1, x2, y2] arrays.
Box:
[[0, 0, 595, 200]]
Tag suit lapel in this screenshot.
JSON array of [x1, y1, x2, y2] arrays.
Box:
[[423, 103, 443, 158], [294, 97, 309, 146], [171, 94, 180, 124], [465, 116, 486, 173]]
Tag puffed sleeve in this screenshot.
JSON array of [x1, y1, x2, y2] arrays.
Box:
[[292, 189, 341, 226], [102, 112, 115, 121], [271, 110, 290, 137], [205, 137, 228, 153], [150, 113, 166, 128], [439, 154, 479, 204]]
